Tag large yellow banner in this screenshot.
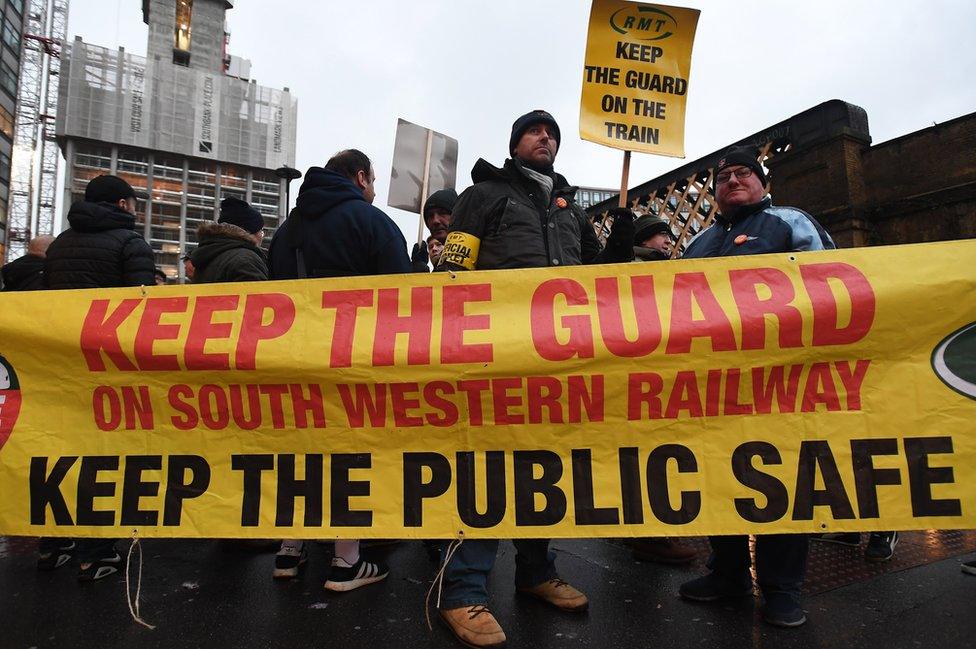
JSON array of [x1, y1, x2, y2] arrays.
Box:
[[1, 241, 974, 540], [579, 0, 700, 157]]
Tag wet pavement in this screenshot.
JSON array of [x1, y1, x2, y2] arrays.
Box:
[[1, 532, 974, 648]]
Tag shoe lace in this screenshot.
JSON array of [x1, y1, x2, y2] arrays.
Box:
[[548, 577, 570, 589], [467, 604, 493, 619], [424, 533, 465, 631]]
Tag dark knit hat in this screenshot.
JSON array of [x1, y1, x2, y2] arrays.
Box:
[[218, 197, 264, 234], [509, 109, 561, 156], [85, 175, 136, 204], [715, 146, 767, 187], [423, 188, 458, 224], [633, 214, 671, 246]]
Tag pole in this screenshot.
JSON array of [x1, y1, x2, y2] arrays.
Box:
[[618, 150, 631, 208], [416, 129, 434, 247]]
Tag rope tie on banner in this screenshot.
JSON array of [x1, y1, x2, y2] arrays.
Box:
[[125, 531, 156, 630], [425, 532, 465, 631]]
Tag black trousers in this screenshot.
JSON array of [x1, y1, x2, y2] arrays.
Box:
[[707, 534, 809, 596]]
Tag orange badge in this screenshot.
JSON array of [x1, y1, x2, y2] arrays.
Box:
[[734, 234, 749, 245], [555, 197, 568, 209]]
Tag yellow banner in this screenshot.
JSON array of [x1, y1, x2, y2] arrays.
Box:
[[1, 241, 975, 540], [579, 1, 700, 157]]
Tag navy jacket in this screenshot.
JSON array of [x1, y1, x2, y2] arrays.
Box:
[[683, 197, 835, 259], [1, 254, 45, 291], [268, 167, 410, 279]]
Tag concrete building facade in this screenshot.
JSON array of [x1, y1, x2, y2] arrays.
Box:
[[55, 0, 297, 280]]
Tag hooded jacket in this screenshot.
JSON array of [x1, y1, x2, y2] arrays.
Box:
[[1, 254, 45, 291], [438, 158, 603, 271], [682, 197, 835, 259], [190, 221, 268, 284], [268, 167, 411, 279], [44, 201, 156, 289]]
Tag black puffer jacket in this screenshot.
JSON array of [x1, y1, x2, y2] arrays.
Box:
[[438, 158, 603, 271], [190, 221, 268, 284], [1, 254, 45, 291], [268, 167, 410, 279], [45, 201, 156, 289]]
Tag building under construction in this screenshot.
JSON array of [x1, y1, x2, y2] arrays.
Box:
[[0, 0, 29, 261], [54, 0, 297, 280]]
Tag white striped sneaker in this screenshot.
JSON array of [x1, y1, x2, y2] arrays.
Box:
[[323, 556, 389, 592]]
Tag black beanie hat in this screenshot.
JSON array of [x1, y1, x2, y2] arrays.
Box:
[[218, 197, 264, 234], [633, 214, 671, 246], [423, 188, 458, 225], [716, 146, 767, 187], [509, 109, 561, 156], [85, 175, 136, 204]]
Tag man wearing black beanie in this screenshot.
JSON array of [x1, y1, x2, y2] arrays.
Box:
[[678, 145, 836, 629], [189, 197, 269, 283], [434, 110, 635, 648]]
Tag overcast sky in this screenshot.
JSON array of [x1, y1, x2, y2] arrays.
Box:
[[68, 0, 976, 240]]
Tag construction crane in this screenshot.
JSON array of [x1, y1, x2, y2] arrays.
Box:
[[4, 0, 68, 263]]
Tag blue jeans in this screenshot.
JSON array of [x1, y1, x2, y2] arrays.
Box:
[[438, 539, 556, 609], [707, 534, 809, 597]]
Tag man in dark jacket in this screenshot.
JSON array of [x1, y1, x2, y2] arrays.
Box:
[[269, 150, 411, 279], [267, 149, 408, 591], [439, 110, 634, 273], [45, 175, 156, 289], [37, 174, 153, 581], [411, 188, 458, 272], [1, 235, 54, 291], [632, 213, 673, 261], [434, 110, 634, 649], [191, 197, 268, 283], [678, 146, 835, 628]]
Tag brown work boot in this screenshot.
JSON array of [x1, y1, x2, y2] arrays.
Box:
[[439, 604, 506, 648], [517, 578, 589, 612], [629, 537, 697, 564]]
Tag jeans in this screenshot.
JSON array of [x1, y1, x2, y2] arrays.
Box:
[[707, 534, 809, 597], [438, 538, 556, 609]]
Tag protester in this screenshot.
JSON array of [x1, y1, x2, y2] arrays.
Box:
[[677, 146, 835, 627], [426, 233, 445, 267], [40, 174, 156, 580], [153, 267, 168, 285], [45, 175, 156, 290], [411, 188, 457, 271], [182, 254, 196, 282], [267, 149, 409, 591], [632, 213, 673, 261], [434, 109, 635, 648], [190, 197, 269, 283], [1, 235, 54, 291]]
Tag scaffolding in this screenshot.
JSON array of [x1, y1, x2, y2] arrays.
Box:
[[5, 0, 68, 263]]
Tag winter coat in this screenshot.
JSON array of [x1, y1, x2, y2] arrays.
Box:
[[190, 221, 268, 284], [44, 201, 156, 289], [438, 158, 603, 271], [268, 167, 411, 279], [1, 254, 45, 291], [634, 247, 670, 262], [683, 197, 835, 259]]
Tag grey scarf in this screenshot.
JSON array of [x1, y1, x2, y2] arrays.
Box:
[[514, 159, 554, 205]]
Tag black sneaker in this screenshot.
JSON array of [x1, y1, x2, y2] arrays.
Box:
[[962, 560, 976, 576], [865, 531, 898, 562], [679, 572, 753, 602], [814, 532, 861, 546], [323, 556, 389, 592], [77, 551, 122, 582], [762, 592, 807, 627], [37, 540, 75, 571], [272, 540, 307, 579]]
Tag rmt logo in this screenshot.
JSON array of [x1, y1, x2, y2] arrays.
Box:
[[609, 4, 678, 41], [0, 355, 22, 452]]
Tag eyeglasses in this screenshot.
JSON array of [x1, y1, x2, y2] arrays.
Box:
[[715, 167, 754, 184]]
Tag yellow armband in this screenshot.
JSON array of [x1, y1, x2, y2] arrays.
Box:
[[440, 232, 481, 270]]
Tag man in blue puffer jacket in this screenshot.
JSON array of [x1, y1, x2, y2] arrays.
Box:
[[678, 146, 834, 629]]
